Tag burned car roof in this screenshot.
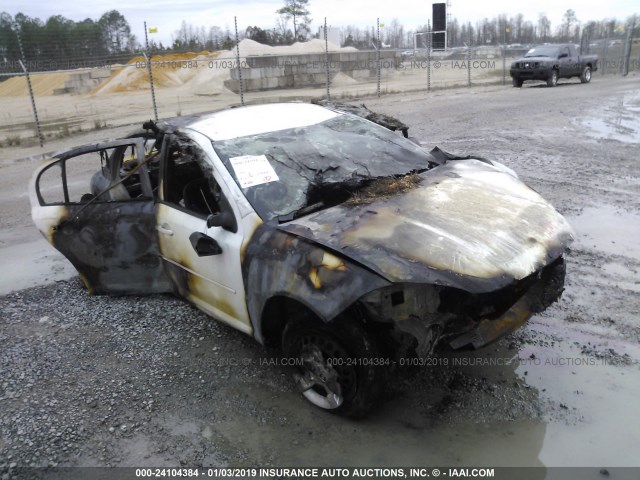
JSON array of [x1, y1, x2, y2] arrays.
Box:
[[187, 103, 340, 141]]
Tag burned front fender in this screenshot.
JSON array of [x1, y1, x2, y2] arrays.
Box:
[[242, 224, 389, 343]]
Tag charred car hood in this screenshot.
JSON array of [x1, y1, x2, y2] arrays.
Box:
[[278, 159, 575, 293]]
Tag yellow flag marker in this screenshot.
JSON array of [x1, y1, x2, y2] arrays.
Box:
[[148, 27, 158, 33]]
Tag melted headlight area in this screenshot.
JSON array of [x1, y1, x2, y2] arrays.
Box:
[[359, 283, 447, 358], [358, 256, 567, 357]]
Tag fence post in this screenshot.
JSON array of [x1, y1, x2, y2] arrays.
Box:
[[426, 21, 431, 92], [143, 22, 159, 122], [376, 18, 381, 98], [622, 19, 635, 76], [601, 40, 608, 76], [324, 18, 331, 100], [15, 25, 44, 147], [467, 42, 472, 87], [502, 45, 506, 85], [234, 17, 245, 106]]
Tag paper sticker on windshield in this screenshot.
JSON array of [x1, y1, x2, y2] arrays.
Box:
[[229, 155, 279, 188]]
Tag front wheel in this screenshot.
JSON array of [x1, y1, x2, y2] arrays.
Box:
[[282, 316, 384, 418], [547, 69, 558, 87], [512, 77, 523, 88], [580, 66, 592, 83]]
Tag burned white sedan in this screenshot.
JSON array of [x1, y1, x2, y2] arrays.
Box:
[[30, 102, 574, 417]]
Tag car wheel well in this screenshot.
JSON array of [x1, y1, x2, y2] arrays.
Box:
[[260, 296, 320, 348], [260, 297, 384, 348]]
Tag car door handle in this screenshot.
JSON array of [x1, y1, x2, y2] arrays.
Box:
[[156, 224, 174, 236]]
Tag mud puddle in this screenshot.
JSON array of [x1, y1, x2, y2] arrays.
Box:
[[568, 205, 640, 258], [516, 317, 640, 467], [0, 227, 76, 295], [579, 92, 640, 143], [162, 325, 640, 469], [169, 380, 549, 467]]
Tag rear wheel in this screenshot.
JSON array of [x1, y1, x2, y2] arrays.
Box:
[[282, 315, 384, 418], [547, 69, 558, 87], [580, 66, 592, 83]]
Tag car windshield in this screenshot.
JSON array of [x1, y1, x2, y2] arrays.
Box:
[[524, 46, 559, 58], [213, 113, 433, 221]]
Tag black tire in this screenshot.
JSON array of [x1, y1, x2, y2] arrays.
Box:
[[282, 315, 384, 418], [547, 69, 558, 87], [580, 66, 592, 84], [512, 77, 523, 88]]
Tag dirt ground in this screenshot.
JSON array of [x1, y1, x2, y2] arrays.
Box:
[[0, 74, 639, 477]]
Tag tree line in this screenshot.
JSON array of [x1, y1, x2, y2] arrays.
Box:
[[0, 10, 137, 65], [351, 11, 637, 49]]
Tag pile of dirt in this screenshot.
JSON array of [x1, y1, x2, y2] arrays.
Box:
[[216, 38, 357, 58], [279, 38, 358, 54], [126, 51, 211, 65], [0, 72, 70, 97], [331, 72, 358, 86], [92, 51, 219, 95], [6, 40, 362, 98]]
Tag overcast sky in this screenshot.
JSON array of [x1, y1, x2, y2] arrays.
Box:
[[3, 0, 638, 45]]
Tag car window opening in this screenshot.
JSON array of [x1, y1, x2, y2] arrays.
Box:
[[164, 138, 222, 218]]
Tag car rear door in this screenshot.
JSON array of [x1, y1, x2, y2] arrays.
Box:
[[30, 138, 172, 294]]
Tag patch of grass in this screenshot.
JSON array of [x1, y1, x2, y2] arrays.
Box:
[[4, 135, 21, 146], [55, 124, 71, 139]]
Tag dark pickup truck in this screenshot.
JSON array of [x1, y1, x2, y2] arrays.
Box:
[[510, 44, 598, 87]]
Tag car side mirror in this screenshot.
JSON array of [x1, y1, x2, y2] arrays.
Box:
[[206, 195, 238, 233], [189, 232, 222, 256], [207, 211, 237, 233]]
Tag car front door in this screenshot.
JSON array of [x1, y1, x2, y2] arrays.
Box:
[[558, 46, 572, 77], [155, 132, 252, 334], [30, 138, 172, 294]]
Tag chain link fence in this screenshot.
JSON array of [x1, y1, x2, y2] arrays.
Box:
[[1, 19, 638, 149]]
